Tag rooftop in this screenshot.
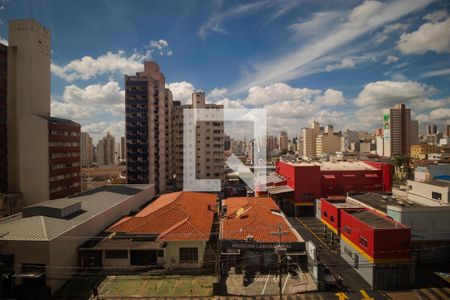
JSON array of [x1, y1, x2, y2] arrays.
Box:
[[107, 192, 217, 241], [348, 192, 423, 213], [281, 160, 378, 171], [425, 180, 450, 188], [344, 209, 404, 229], [0, 185, 151, 241], [221, 197, 303, 243]]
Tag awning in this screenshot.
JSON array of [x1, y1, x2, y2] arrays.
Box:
[[267, 185, 294, 195], [342, 174, 356, 177], [323, 175, 336, 179]]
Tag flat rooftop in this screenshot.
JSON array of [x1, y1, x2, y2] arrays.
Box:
[[0, 184, 152, 241], [425, 180, 450, 188], [348, 192, 423, 213], [282, 160, 378, 171], [345, 209, 403, 229]]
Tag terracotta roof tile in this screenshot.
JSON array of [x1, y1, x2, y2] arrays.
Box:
[[221, 197, 303, 243], [106, 192, 216, 241]]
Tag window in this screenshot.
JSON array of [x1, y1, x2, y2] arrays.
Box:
[[432, 192, 442, 200], [179, 248, 198, 263], [359, 236, 368, 248], [105, 250, 128, 259], [323, 211, 328, 217], [354, 254, 359, 269], [157, 250, 164, 257], [330, 216, 334, 223], [344, 225, 351, 235]]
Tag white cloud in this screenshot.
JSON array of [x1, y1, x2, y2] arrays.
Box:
[[63, 81, 124, 105], [166, 81, 195, 104], [51, 101, 97, 120], [232, 0, 433, 94], [429, 108, 450, 120], [207, 87, 229, 100], [423, 10, 448, 23], [314, 89, 346, 106], [289, 11, 342, 38], [81, 121, 125, 143], [355, 80, 435, 107], [148, 39, 172, 56], [326, 58, 355, 72], [398, 17, 450, 54], [420, 67, 450, 78], [52, 50, 150, 81], [0, 37, 7, 45], [384, 55, 399, 64]]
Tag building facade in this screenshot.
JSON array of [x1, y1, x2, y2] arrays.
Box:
[[278, 130, 288, 151], [48, 117, 81, 199], [172, 91, 224, 190], [0, 43, 7, 193], [382, 104, 412, 157], [302, 121, 321, 158], [80, 132, 93, 167], [7, 19, 51, 206], [96, 132, 115, 166], [315, 128, 341, 157], [125, 61, 173, 193]]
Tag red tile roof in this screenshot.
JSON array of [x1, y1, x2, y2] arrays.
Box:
[[221, 197, 303, 243], [107, 192, 217, 241]]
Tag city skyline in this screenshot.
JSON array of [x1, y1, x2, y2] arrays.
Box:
[[0, 0, 449, 142]]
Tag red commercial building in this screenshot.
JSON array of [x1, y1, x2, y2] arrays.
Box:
[[256, 160, 392, 216], [320, 198, 414, 289], [47, 117, 81, 199]]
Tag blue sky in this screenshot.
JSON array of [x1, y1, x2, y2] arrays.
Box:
[[1, 0, 449, 141]]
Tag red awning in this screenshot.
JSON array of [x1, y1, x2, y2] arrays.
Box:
[[365, 173, 378, 178]]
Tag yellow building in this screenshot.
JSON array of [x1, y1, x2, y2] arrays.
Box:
[[411, 143, 438, 159]]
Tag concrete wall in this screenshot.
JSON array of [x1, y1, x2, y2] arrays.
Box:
[[407, 180, 449, 206], [340, 238, 374, 287], [47, 184, 155, 293], [164, 240, 206, 269], [7, 20, 51, 207]]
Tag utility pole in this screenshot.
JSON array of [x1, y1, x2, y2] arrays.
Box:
[[271, 224, 288, 300]]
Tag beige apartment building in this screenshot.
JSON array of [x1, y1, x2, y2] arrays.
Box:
[[96, 132, 115, 166], [173, 91, 224, 190], [125, 62, 173, 194], [302, 121, 321, 158], [80, 132, 93, 167], [7, 20, 51, 207], [315, 126, 341, 157], [382, 104, 412, 157], [278, 131, 288, 151]]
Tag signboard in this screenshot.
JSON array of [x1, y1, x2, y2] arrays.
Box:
[[222, 240, 304, 251], [383, 112, 390, 140]]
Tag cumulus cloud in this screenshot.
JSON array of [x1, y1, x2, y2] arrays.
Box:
[[355, 80, 435, 107], [148, 39, 172, 56], [207, 87, 229, 100], [51, 101, 97, 120], [243, 83, 320, 106], [373, 22, 409, 45], [398, 17, 450, 54], [429, 108, 450, 120], [0, 37, 7, 45], [314, 89, 346, 106], [166, 81, 195, 104], [423, 10, 448, 23], [325, 58, 355, 72], [52, 50, 150, 81]]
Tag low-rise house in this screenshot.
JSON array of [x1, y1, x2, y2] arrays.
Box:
[[80, 191, 217, 270], [220, 197, 305, 272], [0, 184, 155, 297]]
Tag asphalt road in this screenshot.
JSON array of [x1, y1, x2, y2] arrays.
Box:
[[287, 217, 386, 300]]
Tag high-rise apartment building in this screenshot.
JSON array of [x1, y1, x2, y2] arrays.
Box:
[[446, 125, 450, 137], [302, 121, 321, 158], [426, 124, 437, 135], [4, 20, 80, 208], [96, 132, 115, 166], [0, 43, 7, 193], [80, 132, 93, 167], [48, 117, 81, 199], [410, 120, 419, 146], [172, 91, 224, 190], [120, 136, 126, 161], [382, 104, 412, 157], [125, 61, 173, 193], [315, 126, 341, 157], [278, 131, 288, 151]]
